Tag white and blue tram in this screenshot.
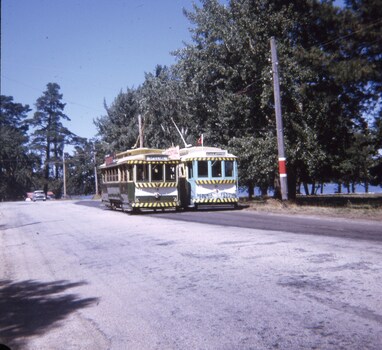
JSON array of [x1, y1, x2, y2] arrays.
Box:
[[99, 148, 180, 212], [177, 146, 239, 209]]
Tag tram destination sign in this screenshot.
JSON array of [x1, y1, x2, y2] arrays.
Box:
[[105, 154, 116, 165], [206, 151, 227, 156], [146, 155, 169, 161]]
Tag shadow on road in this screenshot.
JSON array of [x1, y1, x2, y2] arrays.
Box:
[[74, 200, 246, 215], [0, 279, 98, 350]]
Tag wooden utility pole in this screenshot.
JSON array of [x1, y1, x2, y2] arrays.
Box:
[[93, 151, 98, 195], [63, 152, 67, 198], [270, 37, 288, 200]]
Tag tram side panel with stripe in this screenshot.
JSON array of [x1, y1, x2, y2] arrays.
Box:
[[99, 148, 180, 212], [177, 146, 239, 209]]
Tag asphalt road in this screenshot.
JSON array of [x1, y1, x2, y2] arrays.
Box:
[[152, 210, 382, 241], [79, 200, 382, 242], [1, 201, 381, 350]]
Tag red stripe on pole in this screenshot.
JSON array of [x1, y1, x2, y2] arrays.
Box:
[[279, 158, 286, 175]]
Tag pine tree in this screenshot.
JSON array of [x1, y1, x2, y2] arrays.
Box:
[[28, 83, 75, 193]]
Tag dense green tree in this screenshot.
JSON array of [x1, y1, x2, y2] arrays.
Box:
[[0, 96, 34, 200], [94, 66, 196, 155], [171, 0, 379, 198], [229, 133, 278, 197], [140, 65, 196, 148], [65, 139, 99, 196], [343, 0, 382, 188], [94, 88, 140, 154], [370, 112, 382, 187], [336, 131, 376, 192], [345, 0, 381, 104]]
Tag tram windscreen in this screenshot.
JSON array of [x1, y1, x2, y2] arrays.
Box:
[[212, 160, 222, 177], [152, 164, 164, 181], [225, 161, 234, 177], [165, 164, 176, 181], [198, 161, 208, 177], [186, 162, 193, 178]]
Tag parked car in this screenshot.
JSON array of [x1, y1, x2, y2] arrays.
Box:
[[32, 190, 46, 201]]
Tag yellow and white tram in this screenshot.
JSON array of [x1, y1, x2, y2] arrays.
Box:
[[177, 146, 239, 209], [99, 148, 180, 212]]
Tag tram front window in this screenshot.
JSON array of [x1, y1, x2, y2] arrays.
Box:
[[187, 162, 193, 179], [225, 161, 234, 177], [212, 160, 222, 178], [152, 164, 164, 181], [198, 161, 208, 178], [165, 164, 176, 181]]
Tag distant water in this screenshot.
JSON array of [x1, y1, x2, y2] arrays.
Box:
[[239, 183, 382, 197]]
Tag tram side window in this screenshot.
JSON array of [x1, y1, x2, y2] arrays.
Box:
[[122, 165, 131, 182], [123, 165, 130, 182], [120, 165, 131, 182], [198, 161, 208, 178], [212, 160, 222, 178], [120, 166, 126, 182], [112, 168, 118, 182], [186, 162, 193, 179], [225, 160, 234, 177], [106, 168, 118, 182], [165, 164, 176, 181], [127, 165, 133, 182], [136, 164, 149, 182], [152, 164, 164, 181]]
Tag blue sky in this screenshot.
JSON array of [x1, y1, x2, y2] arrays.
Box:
[[1, 0, 199, 140]]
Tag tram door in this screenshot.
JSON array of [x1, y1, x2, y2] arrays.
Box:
[[179, 162, 192, 208]]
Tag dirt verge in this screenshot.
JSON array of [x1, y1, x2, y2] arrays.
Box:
[[240, 194, 382, 221]]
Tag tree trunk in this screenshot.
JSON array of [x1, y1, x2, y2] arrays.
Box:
[[44, 141, 50, 181], [303, 182, 309, 196], [365, 181, 369, 193], [287, 166, 297, 200], [296, 182, 301, 195], [247, 181, 255, 200], [260, 185, 268, 197], [310, 181, 316, 195], [274, 177, 281, 199]]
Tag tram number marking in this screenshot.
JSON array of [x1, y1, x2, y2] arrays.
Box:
[[197, 191, 236, 199]]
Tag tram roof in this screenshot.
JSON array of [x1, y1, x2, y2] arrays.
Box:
[[99, 146, 237, 169], [115, 147, 163, 159], [99, 147, 173, 168], [179, 146, 237, 160]]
